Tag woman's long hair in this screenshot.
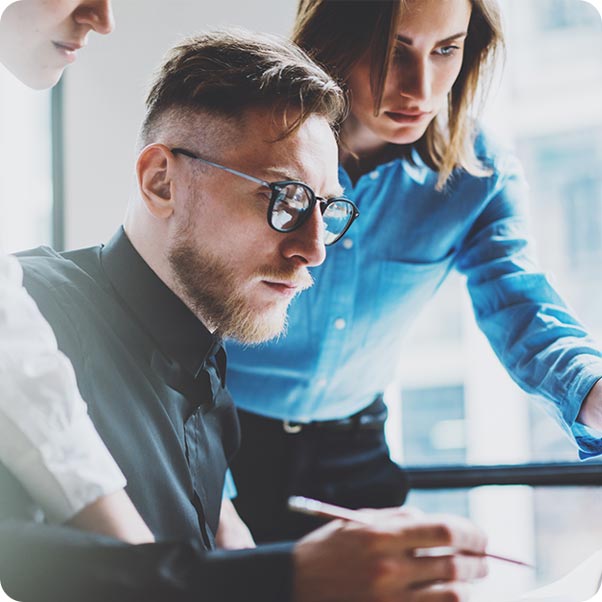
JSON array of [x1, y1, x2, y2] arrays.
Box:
[[293, 0, 504, 189]]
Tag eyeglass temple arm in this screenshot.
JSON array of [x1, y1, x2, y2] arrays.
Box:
[[170, 148, 271, 189]]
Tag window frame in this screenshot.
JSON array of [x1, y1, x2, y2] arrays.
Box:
[[406, 462, 602, 489], [51, 81, 65, 251]]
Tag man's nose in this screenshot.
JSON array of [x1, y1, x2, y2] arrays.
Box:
[[279, 205, 327, 268], [73, 0, 115, 36]]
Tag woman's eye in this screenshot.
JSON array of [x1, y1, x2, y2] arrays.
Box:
[[392, 45, 409, 63], [435, 45, 460, 58]]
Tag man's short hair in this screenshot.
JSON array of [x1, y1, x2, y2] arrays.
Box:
[[140, 28, 347, 146]]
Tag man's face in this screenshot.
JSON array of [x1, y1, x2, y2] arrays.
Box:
[[167, 109, 341, 344], [0, 0, 114, 89]]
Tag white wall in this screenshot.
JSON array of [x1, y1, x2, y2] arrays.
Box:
[[62, 0, 297, 248]]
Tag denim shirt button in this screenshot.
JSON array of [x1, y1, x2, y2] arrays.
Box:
[[369, 170, 380, 180], [334, 318, 346, 330], [342, 238, 354, 249]]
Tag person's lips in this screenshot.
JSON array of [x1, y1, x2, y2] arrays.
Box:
[[262, 281, 304, 298], [52, 41, 85, 62], [258, 266, 314, 300], [385, 110, 431, 124]]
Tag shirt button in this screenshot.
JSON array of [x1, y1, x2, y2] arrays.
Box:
[[369, 170, 380, 180], [342, 238, 354, 250], [334, 318, 346, 330], [317, 378, 328, 388]]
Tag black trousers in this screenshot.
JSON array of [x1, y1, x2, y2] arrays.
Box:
[[230, 397, 409, 543]]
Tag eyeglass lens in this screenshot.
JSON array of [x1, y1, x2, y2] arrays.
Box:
[[270, 183, 354, 245], [322, 201, 355, 245], [271, 184, 312, 231]]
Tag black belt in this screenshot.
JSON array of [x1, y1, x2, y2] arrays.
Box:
[[282, 396, 387, 434]]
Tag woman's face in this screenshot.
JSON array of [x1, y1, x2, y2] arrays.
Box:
[[346, 0, 473, 151], [0, 0, 114, 89]]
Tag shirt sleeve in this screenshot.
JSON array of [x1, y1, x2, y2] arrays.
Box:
[[0, 465, 293, 602], [0, 252, 127, 522], [455, 152, 602, 459], [0, 522, 294, 602]]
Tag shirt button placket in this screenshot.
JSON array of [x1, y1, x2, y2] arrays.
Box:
[[310, 211, 357, 416]]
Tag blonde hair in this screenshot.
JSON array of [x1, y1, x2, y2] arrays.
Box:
[[293, 0, 504, 189]]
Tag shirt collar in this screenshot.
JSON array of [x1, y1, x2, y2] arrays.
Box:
[[100, 226, 222, 379], [338, 147, 430, 188]]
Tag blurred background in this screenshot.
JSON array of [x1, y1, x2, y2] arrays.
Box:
[[1, 1, 601, 599]]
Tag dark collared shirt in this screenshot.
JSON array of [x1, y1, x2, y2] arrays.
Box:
[[0, 228, 293, 602]]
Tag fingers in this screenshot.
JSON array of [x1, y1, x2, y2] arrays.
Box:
[[356, 505, 424, 523], [409, 552, 489, 586], [410, 581, 473, 602], [292, 517, 487, 602], [371, 547, 488, 595], [372, 513, 487, 557]]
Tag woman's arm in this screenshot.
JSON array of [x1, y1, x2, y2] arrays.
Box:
[[456, 152, 602, 457], [0, 252, 153, 542]]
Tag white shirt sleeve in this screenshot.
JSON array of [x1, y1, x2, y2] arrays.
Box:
[[0, 251, 126, 523]]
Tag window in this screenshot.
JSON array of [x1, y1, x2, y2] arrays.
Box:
[[401, 385, 467, 466], [538, 0, 597, 31], [0, 68, 54, 253], [520, 130, 602, 275]]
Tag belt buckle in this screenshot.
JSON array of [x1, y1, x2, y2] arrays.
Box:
[[283, 420, 303, 434]]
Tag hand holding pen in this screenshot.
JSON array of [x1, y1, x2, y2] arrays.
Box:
[[293, 494, 488, 602], [289, 496, 532, 569], [291, 497, 493, 602]]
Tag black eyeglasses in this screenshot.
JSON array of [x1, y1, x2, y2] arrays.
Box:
[[171, 148, 359, 246]]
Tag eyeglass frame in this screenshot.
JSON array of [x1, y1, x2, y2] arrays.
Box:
[[170, 147, 359, 246]]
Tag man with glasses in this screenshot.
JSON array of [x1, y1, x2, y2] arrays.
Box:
[[0, 30, 488, 602]]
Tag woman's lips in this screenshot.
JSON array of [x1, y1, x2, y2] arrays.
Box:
[[52, 41, 84, 62], [385, 110, 430, 124]]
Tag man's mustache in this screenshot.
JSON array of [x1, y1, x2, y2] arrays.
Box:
[[256, 266, 314, 291]]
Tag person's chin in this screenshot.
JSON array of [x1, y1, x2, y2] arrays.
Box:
[[383, 123, 429, 146], [254, 303, 290, 340], [35, 71, 63, 90], [13, 65, 64, 90], [233, 313, 288, 345]]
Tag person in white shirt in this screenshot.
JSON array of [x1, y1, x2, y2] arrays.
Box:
[[0, 0, 153, 544]]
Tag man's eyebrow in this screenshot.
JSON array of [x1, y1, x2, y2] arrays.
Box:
[[262, 167, 346, 198], [395, 31, 468, 46], [261, 167, 301, 182], [329, 185, 346, 198]]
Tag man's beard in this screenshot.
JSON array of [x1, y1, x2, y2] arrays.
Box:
[[167, 235, 313, 345]]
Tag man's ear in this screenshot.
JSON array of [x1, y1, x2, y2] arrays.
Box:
[[136, 144, 177, 219]]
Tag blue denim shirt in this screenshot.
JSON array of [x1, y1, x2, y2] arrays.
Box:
[[227, 132, 602, 459]]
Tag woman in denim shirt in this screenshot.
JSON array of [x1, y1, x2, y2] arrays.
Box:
[[227, 0, 602, 542]]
